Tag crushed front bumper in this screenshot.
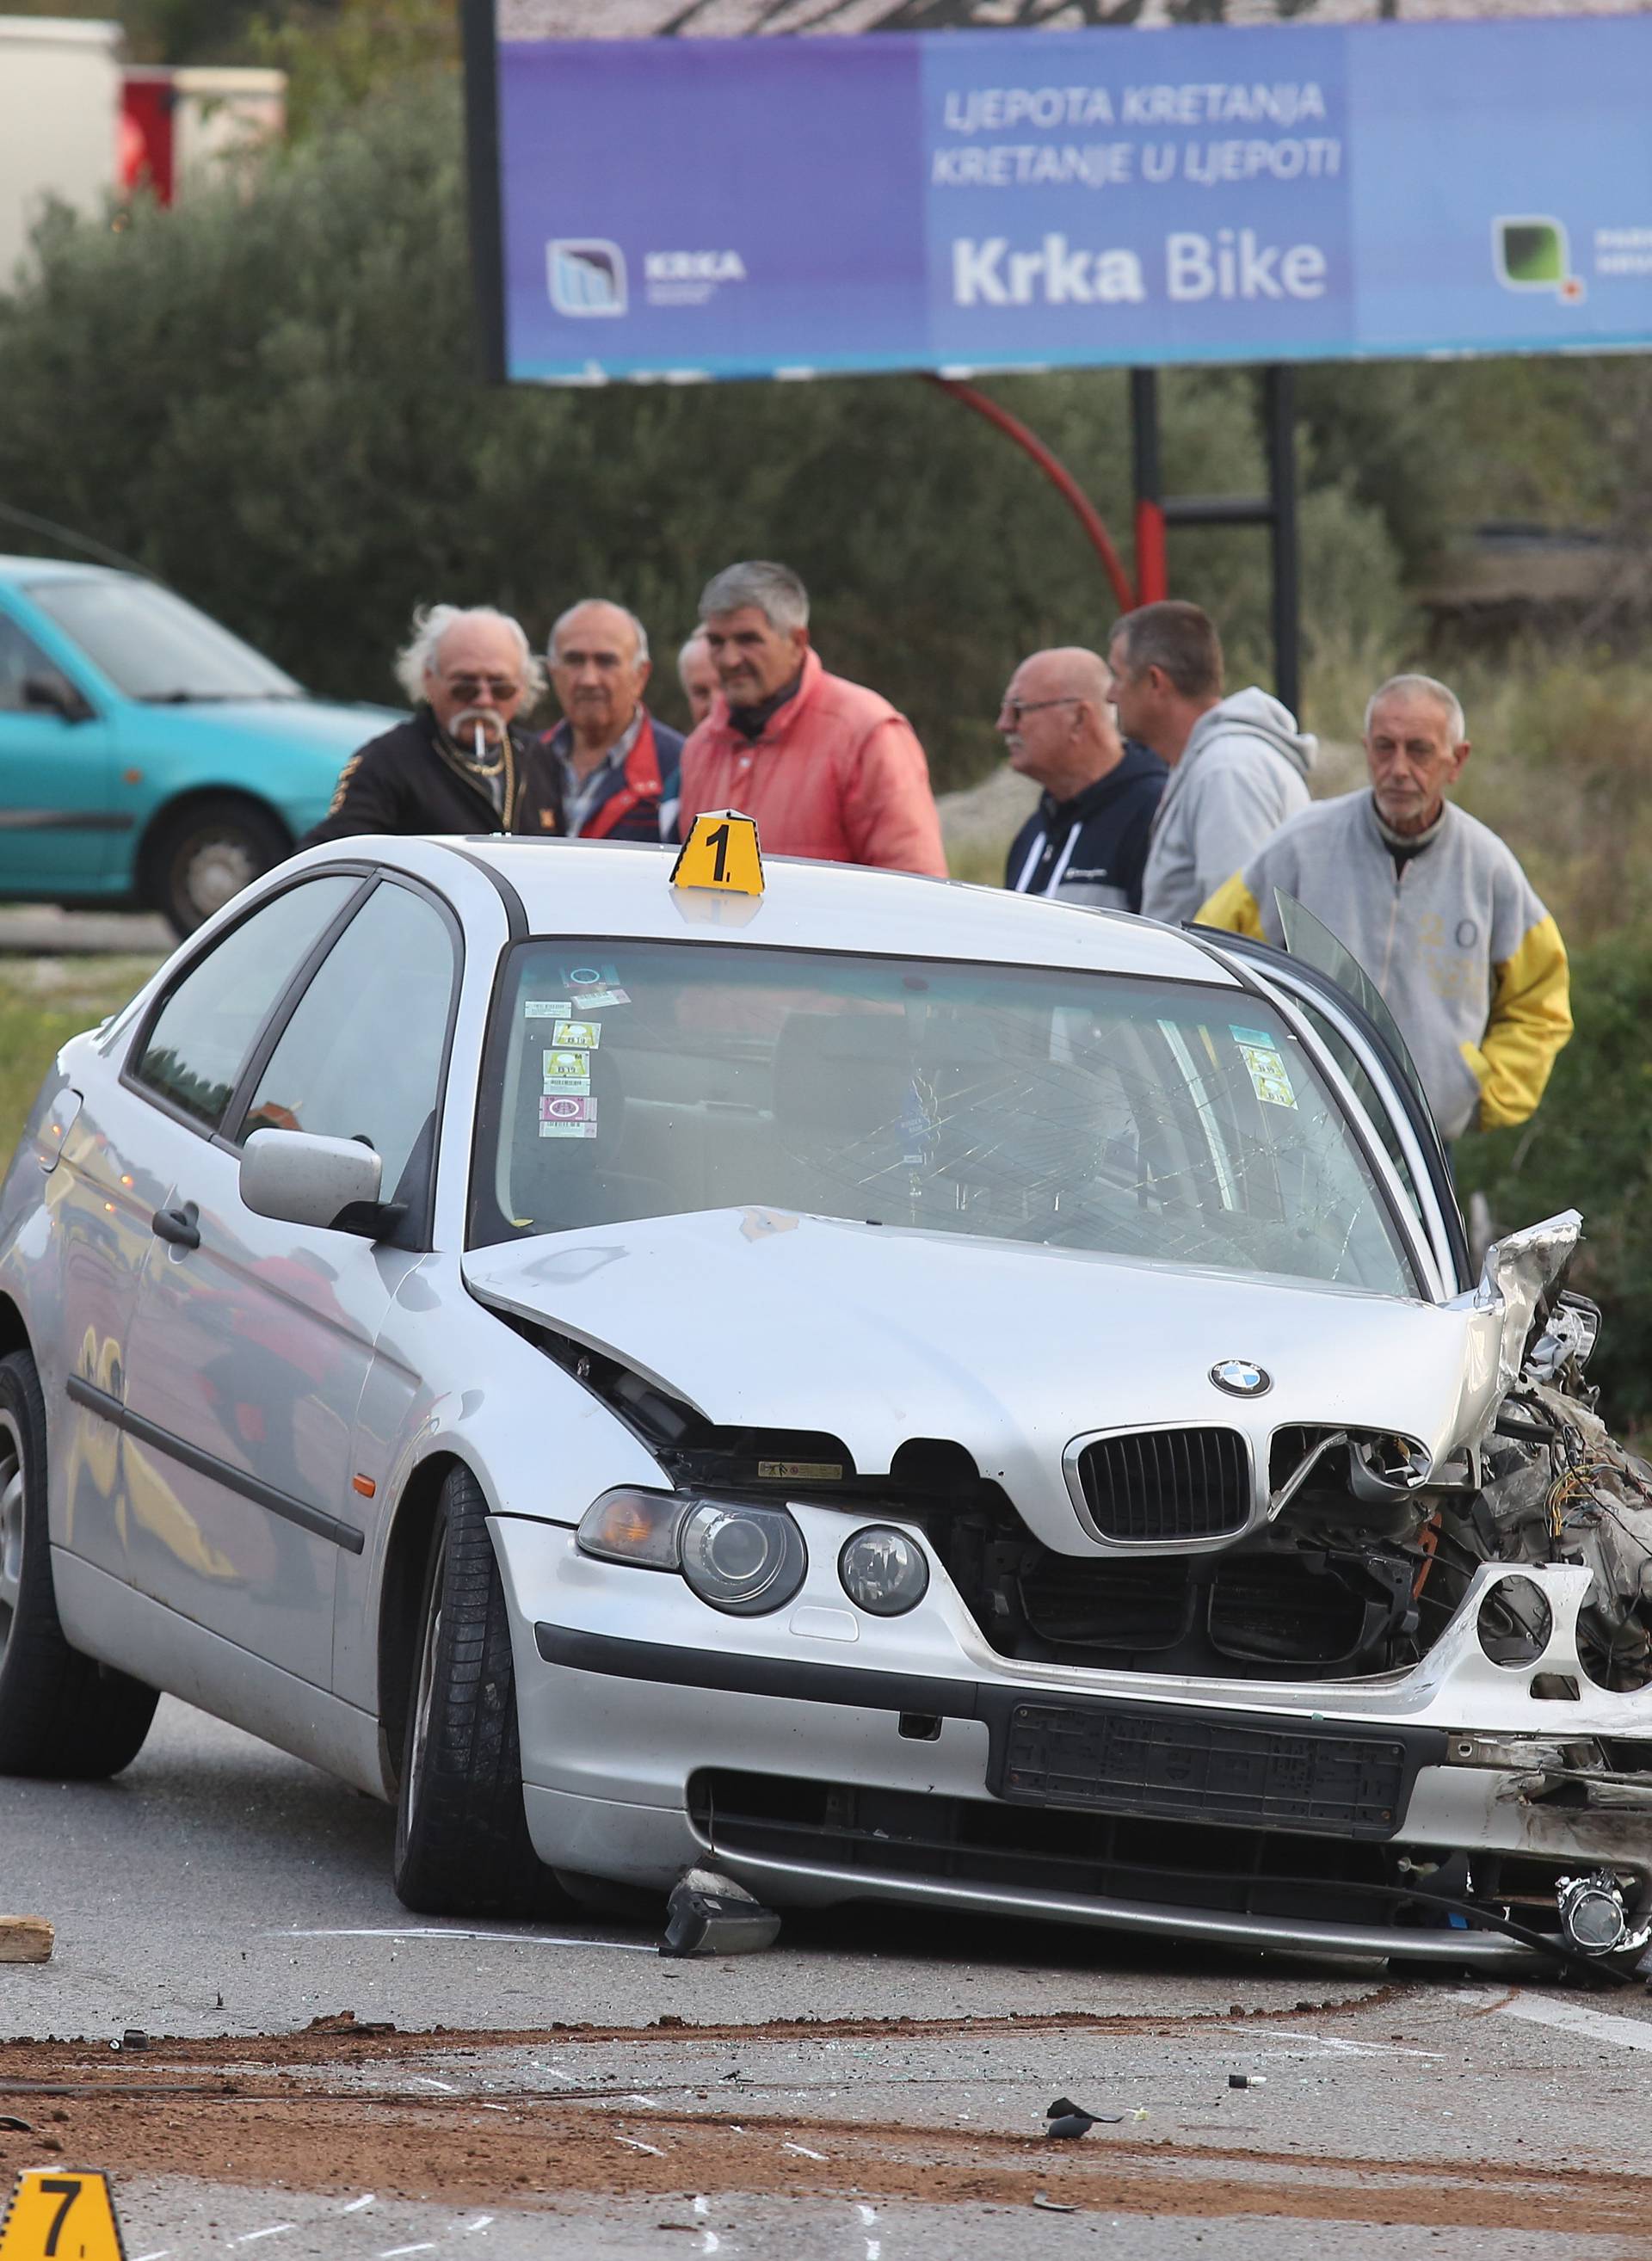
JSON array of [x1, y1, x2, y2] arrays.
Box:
[[491, 1513, 1652, 1965]]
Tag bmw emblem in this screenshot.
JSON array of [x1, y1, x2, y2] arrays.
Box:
[[1211, 1358, 1271, 1398]]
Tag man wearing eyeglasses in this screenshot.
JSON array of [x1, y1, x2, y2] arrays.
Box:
[[303, 603, 563, 846], [541, 599, 681, 844], [1000, 647, 1165, 912]]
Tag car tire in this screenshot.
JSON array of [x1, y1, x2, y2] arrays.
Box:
[[0, 1348, 158, 1779], [145, 797, 293, 939], [393, 1465, 570, 1919]]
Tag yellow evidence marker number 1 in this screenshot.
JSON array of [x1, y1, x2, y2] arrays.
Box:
[[0, 2171, 127, 2261], [670, 810, 763, 897]]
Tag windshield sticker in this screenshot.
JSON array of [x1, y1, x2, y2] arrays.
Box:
[[552, 1020, 601, 1050], [523, 1000, 574, 1019], [560, 960, 631, 1010], [1230, 1025, 1298, 1110], [539, 1094, 599, 1138], [542, 1049, 592, 1091]]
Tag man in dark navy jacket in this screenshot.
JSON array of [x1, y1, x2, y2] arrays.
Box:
[[1000, 645, 1164, 913], [543, 599, 682, 844]]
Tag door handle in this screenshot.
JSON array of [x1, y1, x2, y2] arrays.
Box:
[[151, 1200, 200, 1252]]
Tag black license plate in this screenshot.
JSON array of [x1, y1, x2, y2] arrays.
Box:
[[993, 1700, 1417, 1839]]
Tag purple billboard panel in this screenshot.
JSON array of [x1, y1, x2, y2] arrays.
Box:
[[482, 14, 1652, 382], [498, 38, 926, 379]]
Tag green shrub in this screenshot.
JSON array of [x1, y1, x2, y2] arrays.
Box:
[[1459, 926, 1652, 1432]]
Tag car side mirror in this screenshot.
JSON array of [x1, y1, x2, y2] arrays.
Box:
[[239, 1128, 402, 1238], [22, 675, 93, 724]]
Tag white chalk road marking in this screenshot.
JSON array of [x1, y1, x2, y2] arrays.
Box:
[[273, 1928, 655, 1953], [1498, 1991, 1652, 2051], [231, 2228, 295, 2246], [341, 2197, 377, 2215]]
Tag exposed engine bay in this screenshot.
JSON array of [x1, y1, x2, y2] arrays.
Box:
[[936, 1289, 1652, 1687]]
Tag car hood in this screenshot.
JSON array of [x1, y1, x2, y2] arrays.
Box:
[[121, 697, 402, 758], [463, 1210, 1503, 1554]]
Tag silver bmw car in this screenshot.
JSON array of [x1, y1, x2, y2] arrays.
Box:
[[0, 830, 1646, 1972]]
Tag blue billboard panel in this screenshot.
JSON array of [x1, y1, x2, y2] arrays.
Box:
[[490, 16, 1652, 382]]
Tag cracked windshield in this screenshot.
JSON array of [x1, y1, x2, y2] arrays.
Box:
[[472, 940, 1414, 1294]]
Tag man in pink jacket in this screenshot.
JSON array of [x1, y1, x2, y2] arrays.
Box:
[[678, 560, 947, 877]]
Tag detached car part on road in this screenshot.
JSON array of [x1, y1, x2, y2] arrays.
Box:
[[0, 557, 397, 933], [0, 832, 1649, 1972]]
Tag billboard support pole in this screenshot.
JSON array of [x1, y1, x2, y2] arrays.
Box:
[[1263, 362, 1301, 722], [924, 374, 1136, 616], [1131, 362, 1303, 717]]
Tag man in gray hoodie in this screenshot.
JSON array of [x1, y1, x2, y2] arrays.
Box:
[[1106, 601, 1316, 926]]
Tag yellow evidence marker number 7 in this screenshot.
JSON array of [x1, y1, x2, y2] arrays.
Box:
[[670, 810, 763, 896], [0, 2171, 127, 2261]]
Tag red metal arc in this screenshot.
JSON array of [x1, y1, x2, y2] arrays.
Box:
[[923, 373, 1138, 615]]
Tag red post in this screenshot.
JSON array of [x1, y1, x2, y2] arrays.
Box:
[[1133, 498, 1168, 605]]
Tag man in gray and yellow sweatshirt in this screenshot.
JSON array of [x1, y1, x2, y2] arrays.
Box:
[[1107, 601, 1316, 926], [1197, 673, 1571, 1140]]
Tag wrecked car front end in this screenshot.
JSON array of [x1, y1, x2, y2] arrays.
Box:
[[465, 913, 1652, 1972], [482, 1204, 1652, 1975]]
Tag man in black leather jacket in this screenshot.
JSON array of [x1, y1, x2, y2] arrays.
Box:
[[304, 604, 563, 845]]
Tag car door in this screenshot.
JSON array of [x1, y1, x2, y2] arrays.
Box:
[[0, 599, 117, 887], [117, 874, 460, 1685], [54, 872, 363, 1594]]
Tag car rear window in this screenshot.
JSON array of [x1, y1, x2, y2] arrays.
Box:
[[468, 940, 1417, 1297]]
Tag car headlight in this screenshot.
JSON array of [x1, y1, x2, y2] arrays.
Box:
[[680, 1500, 806, 1616], [576, 1487, 685, 1570], [839, 1525, 929, 1617]]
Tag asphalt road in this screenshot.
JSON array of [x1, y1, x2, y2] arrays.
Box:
[[0, 909, 175, 957], [4, 1700, 1652, 2258]]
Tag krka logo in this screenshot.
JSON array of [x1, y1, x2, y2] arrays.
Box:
[[548, 240, 627, 317]]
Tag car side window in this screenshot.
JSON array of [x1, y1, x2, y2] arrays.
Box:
[[132, 877, 359, 1127], [237, 881, 458, 1216], [0, 613, 78, 717]]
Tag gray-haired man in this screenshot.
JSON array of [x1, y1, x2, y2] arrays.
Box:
[[304, 603, 563, 845], [1198, 673, 1571, 1138], [677, 559, 946, 875], [542, 598, 682, 843]]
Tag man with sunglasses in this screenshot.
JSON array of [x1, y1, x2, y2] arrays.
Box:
[[1000, 647, 1164, 912], [304, 604, 563, 846]]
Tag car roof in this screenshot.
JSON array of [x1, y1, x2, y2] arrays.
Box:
[[0, 556, 126, 584], [338, 834, 1242, 987]]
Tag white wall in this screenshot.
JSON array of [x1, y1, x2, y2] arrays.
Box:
[[0, 16, 122, 289]]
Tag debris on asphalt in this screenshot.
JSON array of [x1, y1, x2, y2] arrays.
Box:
[[117, 2030, 149, 2052], [0, 2115, 32, 2132], [306, 2011, 398, 2036], [1044, 2096, 1124, 2138], [1032, 2191, 1076, 2212], [660, 1869, 782, 1958], [0, 1917, 53, 1963]]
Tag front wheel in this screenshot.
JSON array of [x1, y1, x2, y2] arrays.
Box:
[[392, 1466, 569, 1918], [144, 796, 293, 939], [0, 1348, 157, 1778]]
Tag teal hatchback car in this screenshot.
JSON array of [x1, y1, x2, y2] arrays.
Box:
[[0, 558, 400, 933]]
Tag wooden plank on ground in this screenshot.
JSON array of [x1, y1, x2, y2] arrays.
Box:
[[0, 1919, 52, 1963]]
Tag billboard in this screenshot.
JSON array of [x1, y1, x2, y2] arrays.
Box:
[[469, 9, 1652, 383]]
